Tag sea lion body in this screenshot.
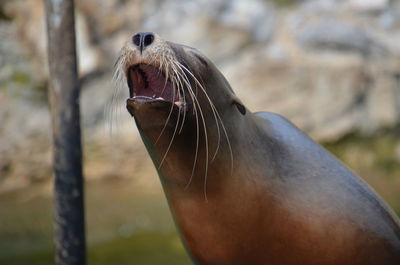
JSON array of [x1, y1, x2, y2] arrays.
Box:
[[116, 32, 400, 265]]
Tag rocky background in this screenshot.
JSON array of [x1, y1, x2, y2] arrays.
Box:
[[1, 0, 400, 189], [0, 0, 400, 264], [0, 0, 400, 190]]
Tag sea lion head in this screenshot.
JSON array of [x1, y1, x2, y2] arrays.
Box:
[[114, 32, 246, 190]]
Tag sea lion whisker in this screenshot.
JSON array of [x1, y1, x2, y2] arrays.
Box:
[[171, 67, 200, 189], [184, 92, 200, 190], [175, 71, 200, 185], [161, 57, 169, 93], [172, 62, 195, 109], [171, 64, 192, 127], [154, 81, 177, 145], [185, 84, 207, 195], [154, 58, 187, 145], [171, 65, 188, 133], [150, 57, 178, 145], [109, 52, 128, 139], [172, 63, 213, 193], [174, 63, 210, 201], [196, 81, 222, 162], [173, 63, 209, 192], [177, 62, 232, 170], [158, 86, 182, 169], [155, 52, 170, 96], [175, 62, 223, 163], [197, 96, 209, 202], [212, 108, 234, 175], [185, 66, 234, 171], [174, 62, 203, 117], [174, 65, 203, 138]]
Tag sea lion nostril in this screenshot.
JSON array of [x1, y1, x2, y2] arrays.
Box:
[[132, 32, 155, 53], [132, 33, 141, 47], [143, 33, 154, 47]]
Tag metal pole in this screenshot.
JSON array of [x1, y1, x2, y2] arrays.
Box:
[[45, 0, 86, 264]]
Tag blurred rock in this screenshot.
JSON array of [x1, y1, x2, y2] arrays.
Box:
[[4, 0, 104, 80], [142, 0, 275, 60], [378, 9, 399, 30], [297, 18, 380, 56], [301, 0, 346, 12], [1, 0, 400, 190], [218, 0, 275, 42], [348, 0, 389, 12]]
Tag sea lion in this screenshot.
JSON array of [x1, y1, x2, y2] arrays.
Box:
[[115, 32, 400, 265]]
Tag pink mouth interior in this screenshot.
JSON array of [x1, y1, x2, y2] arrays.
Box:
[[128, 64, 177, 103]]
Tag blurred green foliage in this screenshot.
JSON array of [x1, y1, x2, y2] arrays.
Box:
[[0, 232, 191, 265], [0, 5, 11, 21], [325, 127, 400, 175], [325, 127, 400, 215], [1, 130, 399, 265], [0, 180, 193, 265], [269, 0, 299, 7], [1, 70, 48, 103], [89, 232, 191, 265]]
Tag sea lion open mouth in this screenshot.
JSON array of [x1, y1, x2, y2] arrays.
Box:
[[127, 63, 183, 106]]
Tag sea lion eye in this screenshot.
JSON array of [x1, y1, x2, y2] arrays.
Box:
[[232, 99, 246, 115], [235, 103, 246, 115]]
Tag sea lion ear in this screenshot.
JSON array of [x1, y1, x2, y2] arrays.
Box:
[[231, 96, 246, 115]]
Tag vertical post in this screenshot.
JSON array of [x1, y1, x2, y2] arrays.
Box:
[[394, 73, 400, 122], [45, 1, 86, 265]]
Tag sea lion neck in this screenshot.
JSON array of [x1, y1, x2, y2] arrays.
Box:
[[134, 106, 248, 191]]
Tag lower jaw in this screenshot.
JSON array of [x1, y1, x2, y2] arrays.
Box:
[[126, 97, 188, 117], [127, 99, 191, 137], [128, 96, 172, 104]]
